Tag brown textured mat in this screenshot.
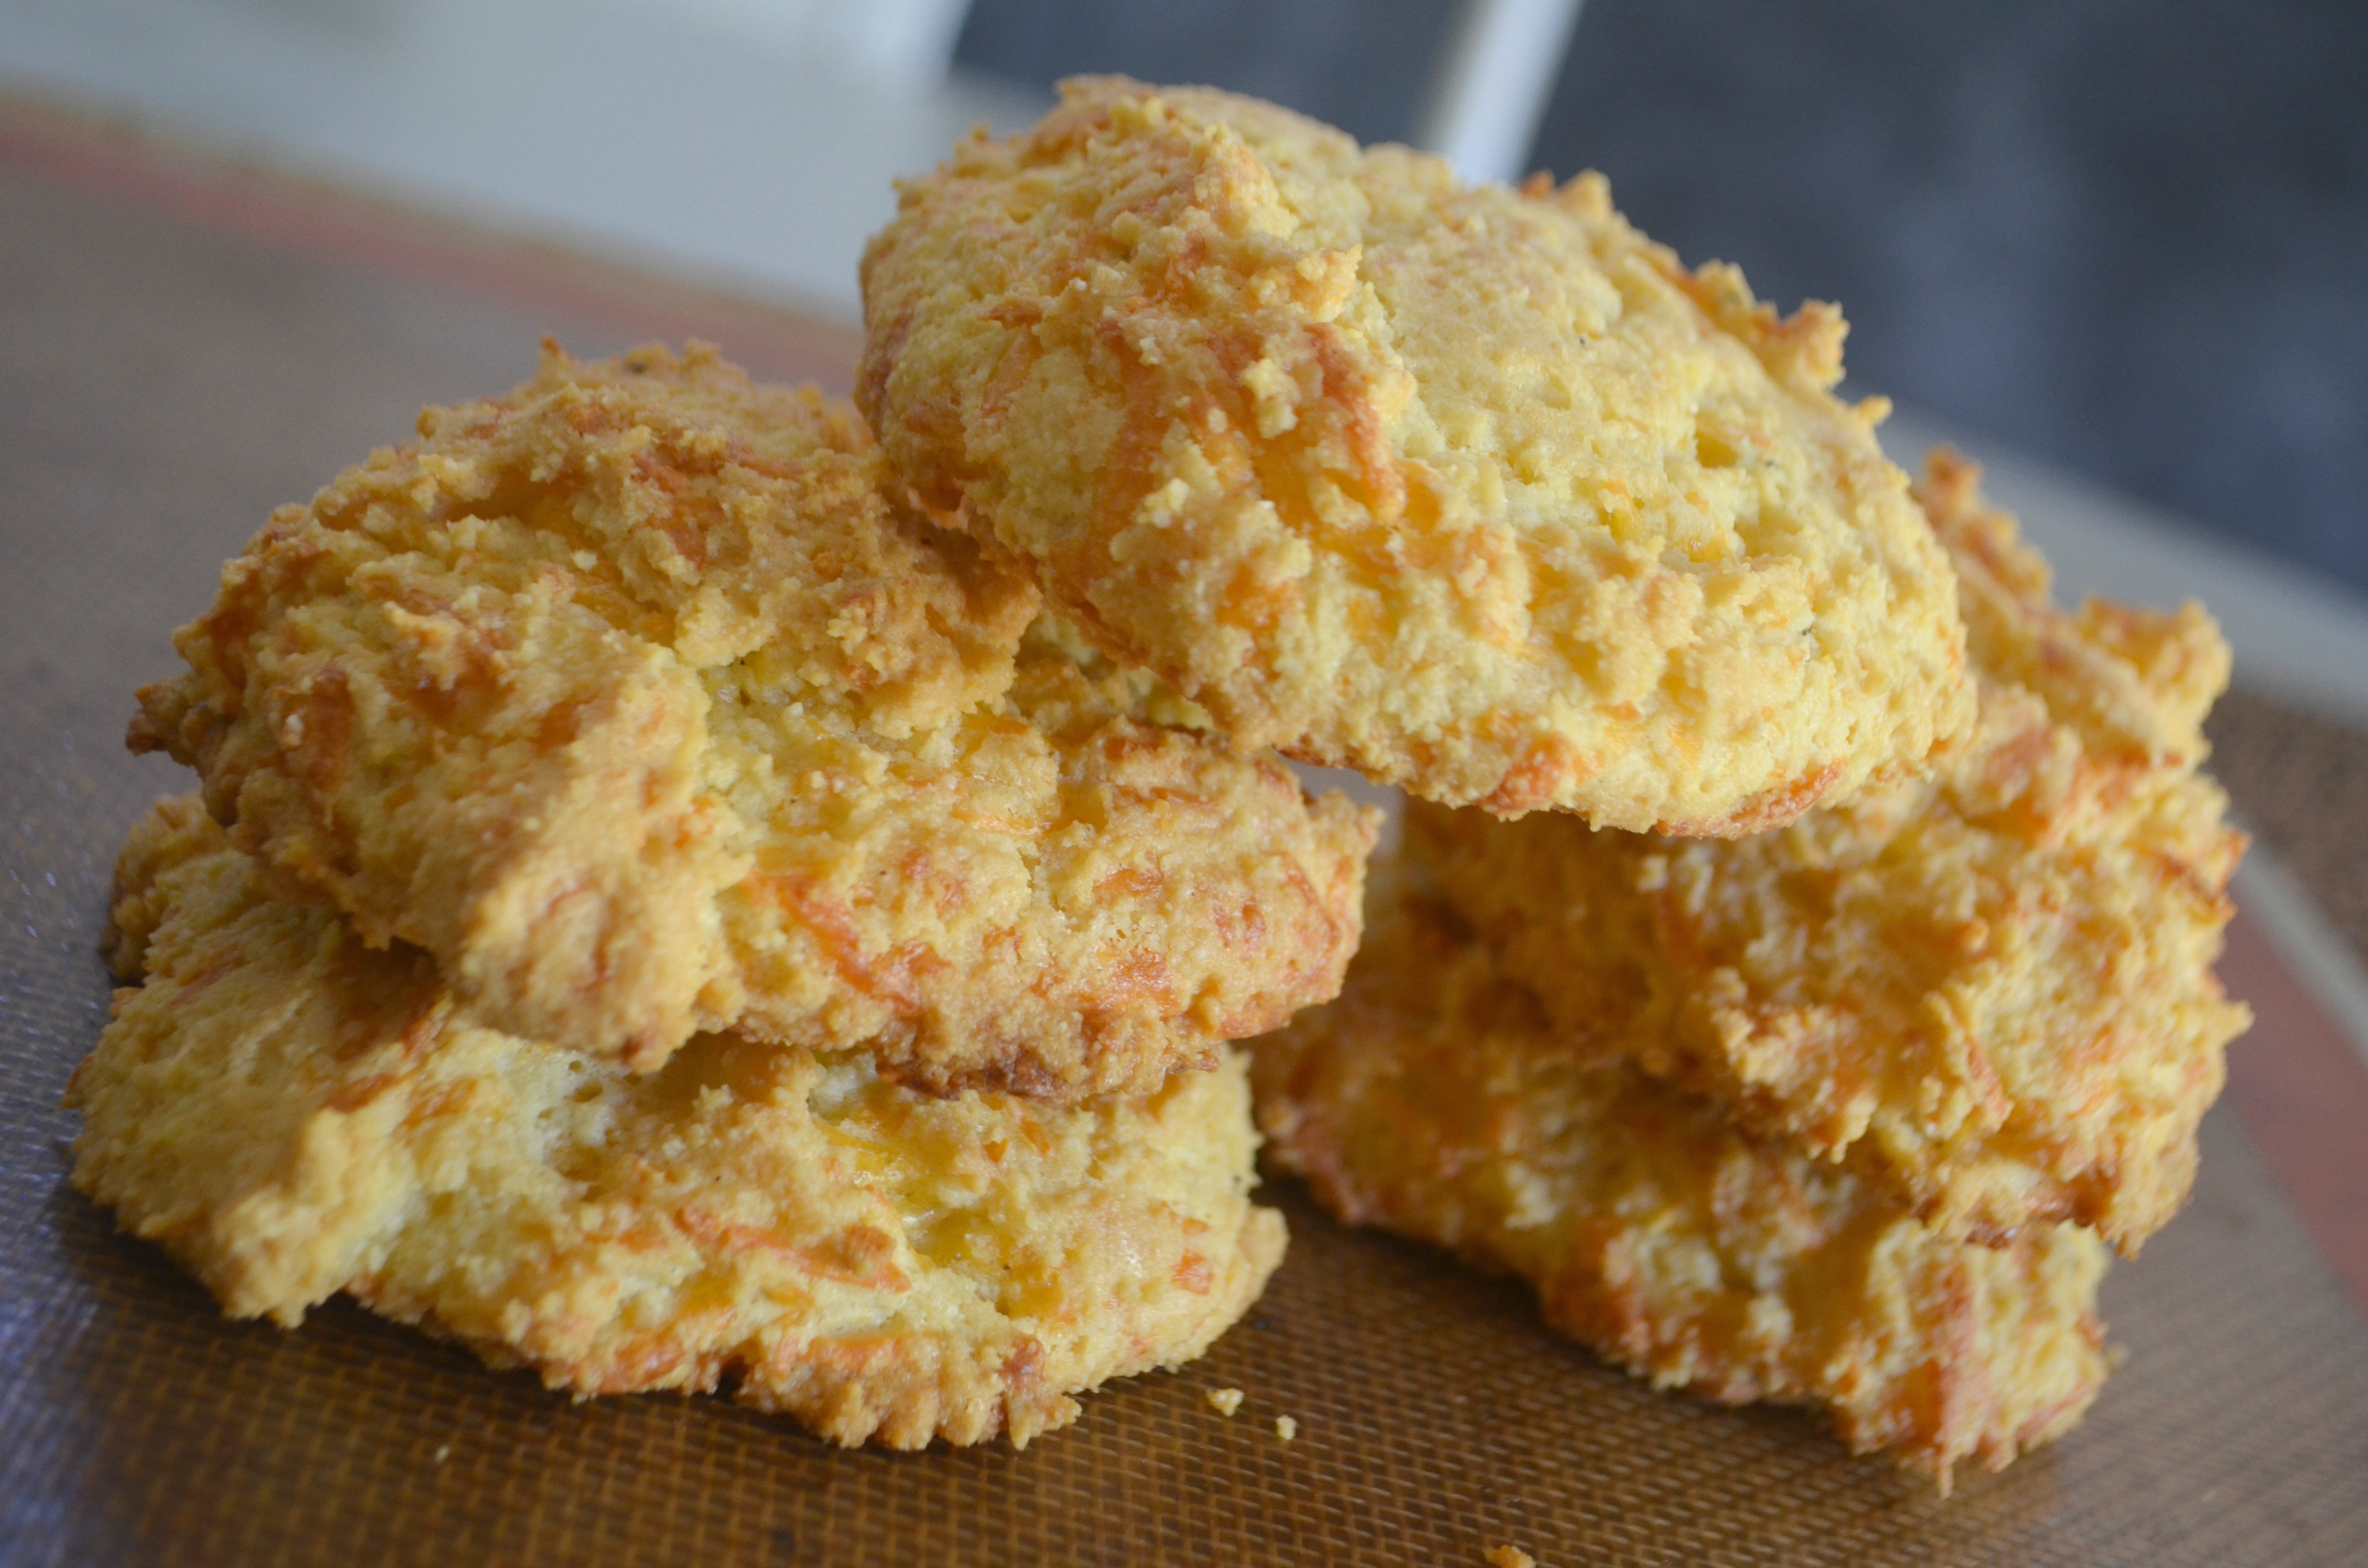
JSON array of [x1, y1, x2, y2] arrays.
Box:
[[6, 104, 2368, 1567], [2209, 688, 2368, 969]]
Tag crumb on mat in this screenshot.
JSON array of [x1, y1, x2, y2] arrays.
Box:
[[1206, 1387, 1244, 1417]]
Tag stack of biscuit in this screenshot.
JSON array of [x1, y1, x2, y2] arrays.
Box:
[[1253, 453, 2246, 1485], [73, 345, 1378, 1448], [73, 78, 2248, 1478]]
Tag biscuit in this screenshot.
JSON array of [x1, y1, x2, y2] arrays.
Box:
[[859, 78, 1972, 829], [1252, 877, 2108, 1485], [69, 797, 1286, 1449], [1409, 451, 2249, 1250], [131, 343, 1379, 1097]]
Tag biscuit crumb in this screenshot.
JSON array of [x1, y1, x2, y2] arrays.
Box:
[[1273, 1414, 1297, 1441], [1484, 1547, 1534, 1568], [1206, 1387, 1244, 1417]]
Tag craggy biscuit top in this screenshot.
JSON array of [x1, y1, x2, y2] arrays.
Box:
[[1252, 877, 2108, 1487], [1410, 451, 2249, 1252], [861, 78, 1972, 830], [70, 799, 1286, 1450], [132, 343, 1378, 1096]]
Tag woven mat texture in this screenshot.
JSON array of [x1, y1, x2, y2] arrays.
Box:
[[2209, 688, 2368, 966], [6, 138, 2368, 1568]]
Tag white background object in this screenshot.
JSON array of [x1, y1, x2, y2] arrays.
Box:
[[1416, 0, 1586, 185], [642, 0, 974, 84]]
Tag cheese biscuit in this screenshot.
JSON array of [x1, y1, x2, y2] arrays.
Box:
[[860, 78, 1972, 829]]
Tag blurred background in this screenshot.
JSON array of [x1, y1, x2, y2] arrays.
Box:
[[1, 0, 2362, 678]]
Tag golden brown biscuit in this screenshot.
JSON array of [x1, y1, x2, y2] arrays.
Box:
[[69, 798, 1285, 1450], [859, 78, 1972, 829], [1252, 877, 2109, 1486], [131, 342, 1379, 1097], [1410, 451, 2249, 1250]]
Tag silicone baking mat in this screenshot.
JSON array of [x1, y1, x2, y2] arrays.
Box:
[[6, 102, 2366, 1567]]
